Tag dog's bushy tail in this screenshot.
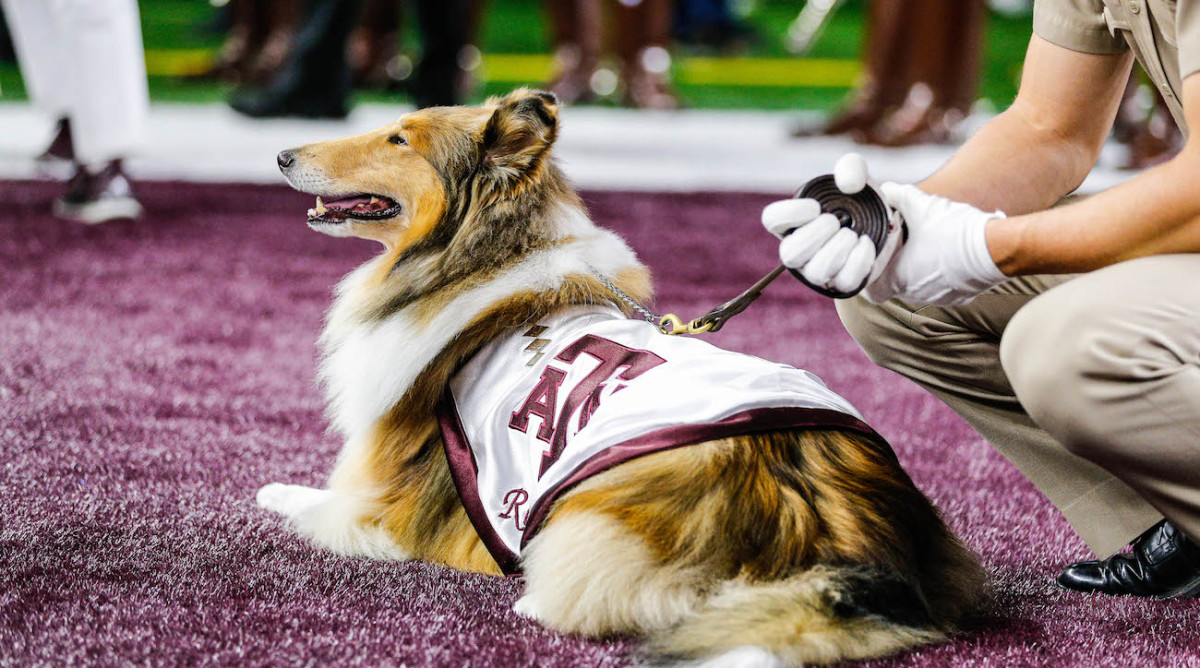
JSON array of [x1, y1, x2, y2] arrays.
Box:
[[650, 565, 944, 665]]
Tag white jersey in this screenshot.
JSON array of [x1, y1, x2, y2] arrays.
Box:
[[436, 305, 878, 574]]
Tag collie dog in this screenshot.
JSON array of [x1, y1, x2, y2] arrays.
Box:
[[258, 89, 986, 664]]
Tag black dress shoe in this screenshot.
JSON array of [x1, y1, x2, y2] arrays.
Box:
[[228, 87, 349, 120], [1058, 520, 1200, 598]]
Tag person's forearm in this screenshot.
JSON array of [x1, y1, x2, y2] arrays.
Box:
[[986, 148, 1200, 275], [915, 38, 1132, 215], [917, 105, 1101, 215]]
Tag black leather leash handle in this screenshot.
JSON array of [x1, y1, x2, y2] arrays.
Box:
[[681, 264, 787, 334], [787, 174, 894, 299]]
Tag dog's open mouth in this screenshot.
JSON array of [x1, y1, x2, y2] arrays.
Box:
[[307, 194, 402, 224]]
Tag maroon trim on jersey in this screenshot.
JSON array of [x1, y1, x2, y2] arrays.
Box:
[[439, 387, 882, 574], [437, 390, 522, 576], [518, 407, 883, 552]]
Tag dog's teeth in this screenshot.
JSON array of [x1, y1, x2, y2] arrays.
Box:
[[307, 208, 317, 217], [315, 197, 326, 215], [370, 196, 380, 204]]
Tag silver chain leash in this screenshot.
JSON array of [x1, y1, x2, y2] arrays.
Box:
[[588, 269, 661, 324], [587, 264, 786, 336]]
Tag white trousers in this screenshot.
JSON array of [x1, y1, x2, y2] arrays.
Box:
[[1, 0, 149, 164]]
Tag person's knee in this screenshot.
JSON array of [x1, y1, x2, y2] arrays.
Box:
[[1002, 296, 1093, 455], [835, 296, 906, 369], [1002, 288, 1170, 460]]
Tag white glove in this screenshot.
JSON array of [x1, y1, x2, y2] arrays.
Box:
[[762, 154, 886, 296], [862, 182, 1007, 305], [762, 154, 1008, 305]]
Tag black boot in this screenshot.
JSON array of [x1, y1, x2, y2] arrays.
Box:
[[1058, 520, 1200, 599]]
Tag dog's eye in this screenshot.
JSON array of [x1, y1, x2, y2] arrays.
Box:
[[388, 135, 407, 146]]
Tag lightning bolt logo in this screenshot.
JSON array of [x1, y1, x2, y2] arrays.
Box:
[[522, 325, 551, 367]]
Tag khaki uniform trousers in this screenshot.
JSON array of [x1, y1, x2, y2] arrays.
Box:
[[837, 254, 1200, 557]]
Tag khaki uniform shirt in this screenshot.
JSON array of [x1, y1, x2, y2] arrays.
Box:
[[1034, 0, 1198, 131]]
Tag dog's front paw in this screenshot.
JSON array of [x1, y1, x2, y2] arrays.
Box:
[[512, 595, 542, 621], [256, 483, 329, 517], [691, 646, 782, 668]]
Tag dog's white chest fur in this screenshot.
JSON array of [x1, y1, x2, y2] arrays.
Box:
[[318, 222, 642, 443]]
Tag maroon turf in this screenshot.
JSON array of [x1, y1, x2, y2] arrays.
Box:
[[1, 180, 1198, 666]]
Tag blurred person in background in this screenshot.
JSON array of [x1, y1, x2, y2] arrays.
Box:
[[1112, 72, 1183, 169], [674, 0, 754, 53], [795, 0, 986, 147], [0, 6, 13, 62], [207, 0, 299, 85], [545, 0, 678, 109], [228, 0, 476, 118], [0, 0, 149, 224], [228, 0, 365, 118], [347, 0, 485, 104]]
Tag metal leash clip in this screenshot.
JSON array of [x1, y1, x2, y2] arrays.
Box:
[[656, 265, 786, 336]]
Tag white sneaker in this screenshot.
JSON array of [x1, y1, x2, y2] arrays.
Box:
[[53, 160, 144, 224]]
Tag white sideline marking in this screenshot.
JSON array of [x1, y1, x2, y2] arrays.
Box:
[[0, 101, 1134, 194]]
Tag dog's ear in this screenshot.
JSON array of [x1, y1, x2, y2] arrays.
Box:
[[480, 89, 559, 180]]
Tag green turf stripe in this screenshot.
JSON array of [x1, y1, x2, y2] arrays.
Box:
[[143, 49, 860, 89], [678, 57, 859, 88]]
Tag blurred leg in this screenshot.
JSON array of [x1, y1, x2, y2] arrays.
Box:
[[793, 0, 912, 138], [0, 0, 72, 117], [855, 0, 914, 110], [349, 0, 400, 88], [229, 0, 364, 118], [941, 0, 985, 116], [860, 0, 949, 145], [546, 0, 600, 104], [1123, 88, 1184, 169], [546, 0, 578, 46], [50, 0, 149, 165], [456, 0, 489, 99], [411, 0, 469, 107], [867, 0, 984, 146], [615, 0, 678, 109], [250, 0, 301, 82]]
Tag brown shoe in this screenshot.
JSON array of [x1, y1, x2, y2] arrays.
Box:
[[857, 84, 961, 147], [791, 84, 888, 138]]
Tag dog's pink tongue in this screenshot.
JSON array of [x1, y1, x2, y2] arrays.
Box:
[[323, 195, 393, 213], [325, 195, 374, 210]]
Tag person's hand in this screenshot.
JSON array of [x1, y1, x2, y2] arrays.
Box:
[[762, 154, 1009, 305], [862, 182, 1008, 305], [761, 154, 885, 296]]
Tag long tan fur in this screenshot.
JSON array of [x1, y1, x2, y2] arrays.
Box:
[[259, 88, 988, 665]]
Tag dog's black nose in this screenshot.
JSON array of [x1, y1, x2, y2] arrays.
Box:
[[277, 150, 296, 171]]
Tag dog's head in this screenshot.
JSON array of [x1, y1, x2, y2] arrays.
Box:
[[277, 89, 567, 254]]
